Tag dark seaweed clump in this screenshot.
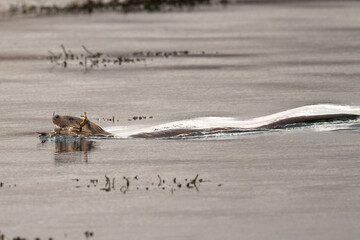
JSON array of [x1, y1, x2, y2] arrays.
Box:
[[9, 0, 229, 15], [48, 45, 145, 70], [47, 44, 193, 70], [96, 115, 153, 122], [0, 230, 93, 240], [73, 174, 220, 194]]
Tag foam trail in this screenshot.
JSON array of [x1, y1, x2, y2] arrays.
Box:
[[106, 104, 360, 138]]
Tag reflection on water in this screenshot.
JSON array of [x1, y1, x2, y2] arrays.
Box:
[[54, 151, 90, 164], [53, 138, 95, 153], [38, 133, 100, 163], [53, 139, 95, 163], [38, 135, 96, 163]]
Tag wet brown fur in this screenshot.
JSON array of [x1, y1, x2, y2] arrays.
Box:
[[52, 115, 113, 136]]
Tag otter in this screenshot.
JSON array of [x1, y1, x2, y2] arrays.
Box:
[[52, 114, 113, 136], [51, 112, 359, 138]]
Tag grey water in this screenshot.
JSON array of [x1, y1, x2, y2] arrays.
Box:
[[1, 1, 360, 239]]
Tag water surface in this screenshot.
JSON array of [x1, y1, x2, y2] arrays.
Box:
[[1, 1, 360, 240]]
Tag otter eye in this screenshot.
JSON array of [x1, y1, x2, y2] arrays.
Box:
[[68, 117, 74, 121], [54, 115, 59, 119]]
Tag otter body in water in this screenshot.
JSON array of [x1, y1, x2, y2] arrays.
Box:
[[130, 114, 359, 138], [52, 114, 113, 136], [51, 111, 359, 138]]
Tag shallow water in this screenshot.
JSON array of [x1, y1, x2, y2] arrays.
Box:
[[1, 1, 360, 240]]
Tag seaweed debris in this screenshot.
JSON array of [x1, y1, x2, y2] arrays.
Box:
[[47, 44, 144, 71], [95, 115, 153, 122], [9, 0, 229, 16], [84, 231, 94, 239], [73, 174, 217, 194], [0, 230, 92, 240], [47, 45, 193, 71]]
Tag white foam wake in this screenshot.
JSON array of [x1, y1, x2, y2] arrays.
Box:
[[106, 104, 360, 138]]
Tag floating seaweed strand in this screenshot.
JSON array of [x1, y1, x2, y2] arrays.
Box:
[[86, 174, 212, 194], [46, 45, 145, 71], [8, 0, 229, 16], [47, 45, 194, 71]]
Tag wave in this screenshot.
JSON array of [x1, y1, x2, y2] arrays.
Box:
[[105, 104, 360, 139]]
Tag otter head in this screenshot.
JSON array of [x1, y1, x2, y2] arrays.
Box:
[[52, 114, 86, 135], [52, 114, 113, 136], [52, 115, 83, 129]]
